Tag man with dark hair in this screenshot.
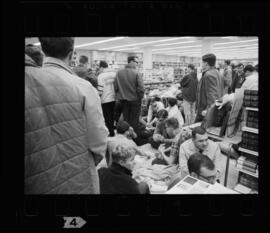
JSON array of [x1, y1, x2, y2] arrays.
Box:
[[114, 55, 144, 134], [230, 63, 245, 92], [25, 37, 108, 194], [179, 126, 222, 179], [180, 63, 198, 125], [167, 152, 217, 189], [195, 53, 224, 122], [97, 60, 117, 136], [166, 97, 184, 127], [223, 60, 232, 94], [98, 145, 150, 194], [73, 54, 98, 89], [25, 44, 44, 67], [255, 64, 258, 73]]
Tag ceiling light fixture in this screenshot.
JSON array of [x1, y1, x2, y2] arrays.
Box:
[[34, 42, 40, 46], [213, 39, 258, 46], [154, 40, 197, 47], [212, 44, 258, 50], [75, 37, 127, 48], [99, 37, 191, 50], [152, 44, 202, 51]]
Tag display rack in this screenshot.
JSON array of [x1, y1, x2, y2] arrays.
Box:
[[233, 91, 258, 194]]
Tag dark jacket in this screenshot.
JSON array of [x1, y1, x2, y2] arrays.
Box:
[[73, 65, 98, 89], [114, 63, 144, 101], [197, 67, 224, 115], [98, 163, 140, 194], [231, 72, 245, 93], [180, 71, 198, 102], [25, 55, 102, 194]]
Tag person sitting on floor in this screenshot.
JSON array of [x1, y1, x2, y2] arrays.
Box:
[[145, 96, 165, 128], [98, 145, 150, 194], [152, 117, 181, 165], [149, 109, 172, 149], [166, 97, 185, 127], [178, 126, 222, 179], [105, 120, 150, 167], [167, 152, 218, 190]]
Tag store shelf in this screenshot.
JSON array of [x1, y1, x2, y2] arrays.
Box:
[[236, 167, 258, 178], [242, 126, 258, 134], [245, 107, 258, 111], [238, 147, 258, 156], [233, 184, 258, 194]]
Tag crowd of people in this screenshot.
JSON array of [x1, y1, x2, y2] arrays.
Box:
[[25, 37, 258, 194]]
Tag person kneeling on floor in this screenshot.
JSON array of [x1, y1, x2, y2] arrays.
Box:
[[98, 145, 150, 194], [167, 152, 218, 190]]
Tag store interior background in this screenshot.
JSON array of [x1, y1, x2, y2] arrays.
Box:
[[25, 36, 258, 190], [25, 36, 258, 81]]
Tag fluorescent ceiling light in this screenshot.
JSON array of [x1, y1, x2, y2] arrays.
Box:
[[153, 49, 201, 54], [154, 41, 197, 47], [213, 46, 258, 51], [75, 37, 127, 48], [115, 47, 140, 51], [34, 42, 40, 46], [213, 39, 258, 46], [99, 37, 190, 50], [153, 45, 202, 51], [221, 36, 238, 39], [212, 44, 258, 50]]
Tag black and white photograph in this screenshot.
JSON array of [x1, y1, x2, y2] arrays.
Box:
[[25, 36, 259, 195]]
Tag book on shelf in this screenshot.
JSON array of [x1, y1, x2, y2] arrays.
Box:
[[234, 184, 252, 194], [236, 164, 257, 173]]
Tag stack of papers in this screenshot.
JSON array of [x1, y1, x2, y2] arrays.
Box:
[[166, 175, 238, 194]]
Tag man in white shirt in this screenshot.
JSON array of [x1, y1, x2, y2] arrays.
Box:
[[179, 126, 222, 179], [166, 97, 184, 127], [97, 60, 117, 136]]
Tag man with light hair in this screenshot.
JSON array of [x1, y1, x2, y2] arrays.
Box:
[[98, 145, 150, 194]]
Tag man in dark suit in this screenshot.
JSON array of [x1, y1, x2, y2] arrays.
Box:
[[195, 53, 224, 123]]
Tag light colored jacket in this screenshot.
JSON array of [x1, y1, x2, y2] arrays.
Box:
[[97, 68, 116, 103], [25, 55, 108, 194], [166, 105, 185, 127], [179, 138, 222, 178]]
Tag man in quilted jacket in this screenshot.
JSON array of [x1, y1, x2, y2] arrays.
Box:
[[25, 37, 108, 194]]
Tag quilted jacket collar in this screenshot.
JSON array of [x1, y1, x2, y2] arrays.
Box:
[[43, 57, 74, 75], [25, 54, 39, 67]]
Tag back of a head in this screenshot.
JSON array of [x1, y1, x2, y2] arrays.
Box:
[[25, 44, 44, 67], [224, 60, 231, 66], [187, 152, 215, 175], [192, 126, 206, 139], [99, 60, 108, 69], [237, 63, 244, 68], [255, 64, 258, 72], [202, 53, 216, 67], [79, 55, 88, 65], [243, 64, 255, 73], [116, 121, 130, 134], [165, 117, 179, 129], [157, 109, 168, 119], [188, 63, 195, 70], [111, 145, 135, 164], [127, 56, 138, 64], [39, 37, 74, 60], [168, 97, 177, 107]]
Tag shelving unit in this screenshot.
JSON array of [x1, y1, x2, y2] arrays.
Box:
[[234, 92, 258, 194]]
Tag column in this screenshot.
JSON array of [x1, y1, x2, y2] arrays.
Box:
[[142, 47, 153, 70], [201, 37, 213, 57]]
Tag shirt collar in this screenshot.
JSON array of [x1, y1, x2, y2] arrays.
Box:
[[43, 57, 74, 74], [111, 162, 132, 176]]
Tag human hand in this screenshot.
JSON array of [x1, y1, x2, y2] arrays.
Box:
[[201, 110, 207, 117], [217, 94, 230, 110]]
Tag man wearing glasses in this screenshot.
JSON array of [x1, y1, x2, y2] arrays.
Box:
[[114, 56, 145, 134], [167, 152, 218, 190]]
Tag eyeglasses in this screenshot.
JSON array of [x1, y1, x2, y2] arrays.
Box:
[[198, 173, 217, 183]]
